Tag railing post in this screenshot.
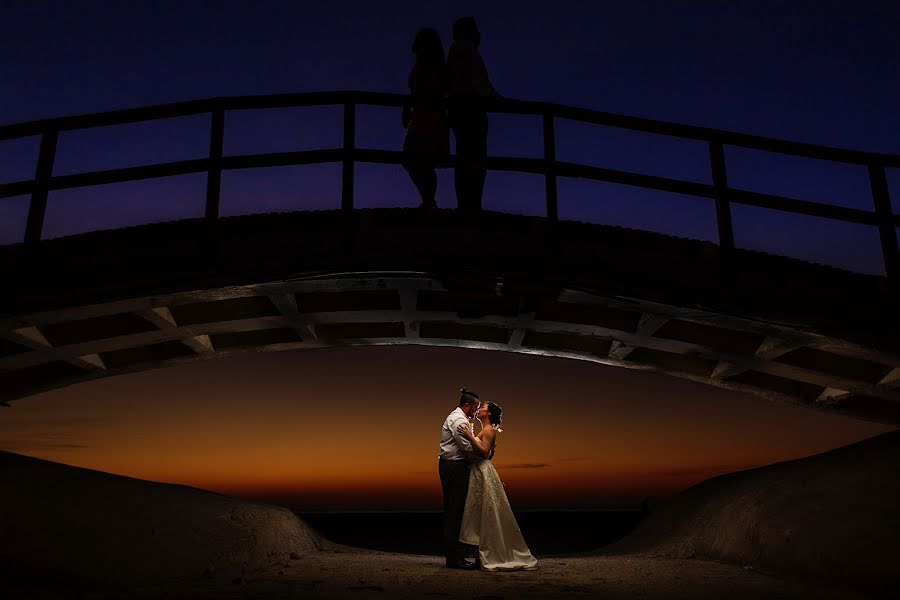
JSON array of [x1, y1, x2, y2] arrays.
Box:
[[709, 139, 735, 254], [342, 102, 356, 211], [24, 130, 59, 247], [542, 113, 558, 224], [543, 112, 559, 253], [868, 164, 900, 287], [205, 109, 224, 221]]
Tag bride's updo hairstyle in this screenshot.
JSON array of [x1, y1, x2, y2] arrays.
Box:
[[487, 401, 503, 432]]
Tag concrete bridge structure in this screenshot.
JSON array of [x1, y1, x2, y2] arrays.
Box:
[[1, 92, 898, 425]]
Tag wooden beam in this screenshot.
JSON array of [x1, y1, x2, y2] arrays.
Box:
[[136, 307, 178, 328], [816, 387, 850, 405], [868, 164, 900, 284], [264, 293, 312, 342], [185, 334, 214, 354], [398, 285, 419, 340], [205, 109, 224, 221], [879, 368, 900, 387], [543, 113, 558, 224], [728, 188, 880, 226], [755, 336, 810, 360], [3, 327, 104, 372], [711, 360, 737, 380], [607, 340, 633, 360], [807, 338, 900, 370], [24, 131, 58, 246], [5, 302, 894, 398], [342, 102, 355, 211], [0, 179, 34, 200], [506, 310, 536, 351], [712, 336, 808, 380], [76, 353, 107, 370], [606, 314, 668, 360], [11, 326, 52, 347], [223, 149, 343, 170], [48, 158, 209, 191], [3, 279, 898, 411], [135, 307, 213, 354], [709, 139, 735, 253]]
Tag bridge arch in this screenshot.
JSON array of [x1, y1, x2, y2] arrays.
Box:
[[1, 210, 898, 425]]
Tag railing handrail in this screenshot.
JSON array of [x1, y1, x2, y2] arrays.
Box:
[[0, 90, 897, 287], [2, 90, 898, 166]]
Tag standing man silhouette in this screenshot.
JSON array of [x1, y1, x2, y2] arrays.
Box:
[[447, 17, 499, 214], [438, 388, 481, 570]]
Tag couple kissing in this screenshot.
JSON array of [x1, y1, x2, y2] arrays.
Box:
[[438, 387, 538, 571]]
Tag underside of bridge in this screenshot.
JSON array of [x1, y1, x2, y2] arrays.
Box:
[[1, 209, 898, 425]]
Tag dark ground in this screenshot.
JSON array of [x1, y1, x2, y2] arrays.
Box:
[[297, 509, 645, 556]]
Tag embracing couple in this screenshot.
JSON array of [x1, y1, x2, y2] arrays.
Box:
[[438, 388, 538, 571]]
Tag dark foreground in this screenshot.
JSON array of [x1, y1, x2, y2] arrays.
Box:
[[297, 509, 645, 556], [5, 549, 870, 600], [3, 433, 898, 599]]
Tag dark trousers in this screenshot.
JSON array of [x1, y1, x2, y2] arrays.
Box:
[[450, 109, 488, 213], [438, 458, 470, 562]]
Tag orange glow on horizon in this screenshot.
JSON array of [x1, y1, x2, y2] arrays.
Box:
[[0, 346, 891, 510]]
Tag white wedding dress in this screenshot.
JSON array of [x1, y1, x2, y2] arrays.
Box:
[[458, 456, 538, 571]]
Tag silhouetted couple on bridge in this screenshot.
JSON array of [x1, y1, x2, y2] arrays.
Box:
[[402, 17, 500, 212]]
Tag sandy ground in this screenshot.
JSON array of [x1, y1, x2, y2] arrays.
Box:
[[4, 438, 897, 599], [48, 547, 860, 600]]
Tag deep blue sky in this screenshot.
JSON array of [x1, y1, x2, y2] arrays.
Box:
[[2, 0, 898, 273]]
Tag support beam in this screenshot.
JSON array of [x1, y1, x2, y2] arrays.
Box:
[[712, 336, 807, 380], [607, 340, 633, 361], [607, 314, 668, 360], [136, 307, 178, 328], [868, 164, 900, 286], [711, 360, 737, 380], [205, 109, 225, 221], [11, 326, 52, 347], [3, 327, 105, 372], [135, 307, 213, 354], [709, 139, 735, 254], [185, 334, 214, 354], [398, 286, 419, 340], [506, 312, 536, 350], [816, 387, 850, 405], [24, 131, 59, 247], [342, 102, 355, 211], [76, 353, 107, 370], [1, 278, 898, 424], [265, 293, 311, 342], [879, 368, 900, 388], [755, 336, 807, 360]]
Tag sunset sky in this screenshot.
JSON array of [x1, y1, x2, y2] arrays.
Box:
[[0, 2, 898, 511], [0, 346, 890, 510]]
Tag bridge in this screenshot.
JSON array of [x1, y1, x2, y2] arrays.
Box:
[[1, 92, 898, 425]]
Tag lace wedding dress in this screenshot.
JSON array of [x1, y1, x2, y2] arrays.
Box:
[[458, 457, 538, 571]]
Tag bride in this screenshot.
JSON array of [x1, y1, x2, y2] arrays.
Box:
[[456, 402, 538, 571]]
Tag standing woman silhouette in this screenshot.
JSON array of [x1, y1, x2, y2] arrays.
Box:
[[402, 28, 450, 209]]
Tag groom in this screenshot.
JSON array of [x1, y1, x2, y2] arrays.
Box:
[[438, 388, 481, 569]]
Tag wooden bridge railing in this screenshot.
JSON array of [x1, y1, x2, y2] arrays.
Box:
[[1, 91, 898, 285]]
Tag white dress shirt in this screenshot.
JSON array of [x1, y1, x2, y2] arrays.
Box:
[[439, 407, 474, 460]]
